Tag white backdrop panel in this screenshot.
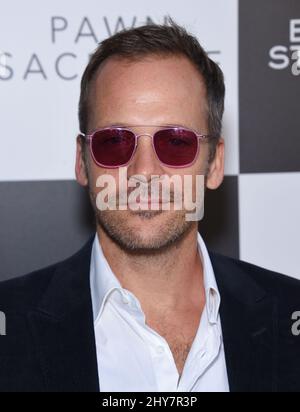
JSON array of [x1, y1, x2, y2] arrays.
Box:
[[0, 0, 238, 181]]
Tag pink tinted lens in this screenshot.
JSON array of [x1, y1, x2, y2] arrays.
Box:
[[153, 128, 198, 166], [91, 128, 135, 167]]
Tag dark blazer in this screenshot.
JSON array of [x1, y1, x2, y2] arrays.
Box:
[[1, 234, 300, 392]]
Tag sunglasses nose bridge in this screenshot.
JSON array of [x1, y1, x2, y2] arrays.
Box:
[[131, 133, 164, 171], [134, 132, 158, 160], [135, 132, 154, 140]]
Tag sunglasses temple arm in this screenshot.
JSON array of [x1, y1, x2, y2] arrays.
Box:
[[78, 133, 92, 142]]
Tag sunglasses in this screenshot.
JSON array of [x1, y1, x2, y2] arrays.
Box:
[[79, 125, 217, 168]]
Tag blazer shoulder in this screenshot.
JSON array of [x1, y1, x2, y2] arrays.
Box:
[[0, 235, 94, 314], [0, 261, 56, 315], [209, 250, 300, 298]]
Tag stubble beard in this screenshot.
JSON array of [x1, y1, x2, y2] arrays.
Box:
[[89, 188, 194, 254]]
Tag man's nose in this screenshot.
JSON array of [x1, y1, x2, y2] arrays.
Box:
[[127, 134, 165, 181]]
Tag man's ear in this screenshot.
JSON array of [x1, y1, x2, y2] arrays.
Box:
[[75, 135, 88, 186], [206, 137, 225, 190]]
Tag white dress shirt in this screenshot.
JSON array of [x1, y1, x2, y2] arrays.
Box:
[[90, 231, 229, 392]]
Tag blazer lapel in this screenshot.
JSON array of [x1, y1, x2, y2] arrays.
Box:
[[209, 251, 279, 392], [27, 236, 99, 392]]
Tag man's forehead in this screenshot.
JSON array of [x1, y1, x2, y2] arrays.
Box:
[[93, 54, 206, 89], [90, 56, 207, 115], [88, 54, 208, 132]]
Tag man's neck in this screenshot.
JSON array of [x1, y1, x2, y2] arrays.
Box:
[[96, 226, 204, 314]]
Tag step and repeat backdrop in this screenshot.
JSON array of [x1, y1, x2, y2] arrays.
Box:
[[0, 0, 299, 280]]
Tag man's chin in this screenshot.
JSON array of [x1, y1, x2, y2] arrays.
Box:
[[96, 208, 193, 254]]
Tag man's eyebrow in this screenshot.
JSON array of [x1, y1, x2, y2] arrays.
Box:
[[95, 122, 193, 129]]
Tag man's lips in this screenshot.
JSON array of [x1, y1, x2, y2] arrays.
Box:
[[128, 199, 172, 206], [118, 195, 172, 203]]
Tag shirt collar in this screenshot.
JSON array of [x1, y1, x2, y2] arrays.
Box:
[[90, 233, 122, 323], [196, 232, 221, 324], [90, 232, 221, 324]]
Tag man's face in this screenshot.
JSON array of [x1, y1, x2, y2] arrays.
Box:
[[76, 54, 224, 252]]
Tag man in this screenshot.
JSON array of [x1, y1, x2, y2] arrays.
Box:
[[1, 19, 300, 392]]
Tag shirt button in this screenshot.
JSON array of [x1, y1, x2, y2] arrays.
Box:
[[156, 346, 165, 354], [122, 296, 130, 304]]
